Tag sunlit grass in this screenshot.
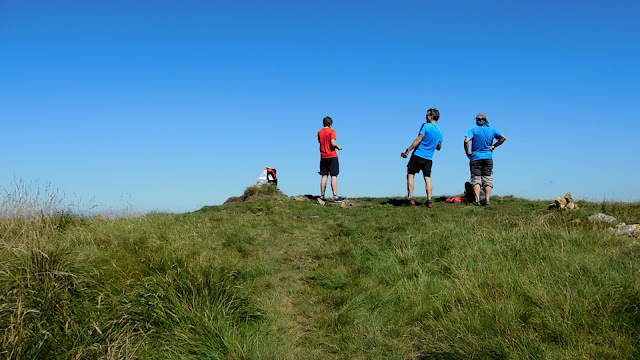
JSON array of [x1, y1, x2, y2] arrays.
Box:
[[1, 185, 639, 359]]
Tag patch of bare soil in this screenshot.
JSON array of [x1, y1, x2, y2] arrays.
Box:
[[222, 193, 274, 205], [223, 193, 373, 208], [292, 194, 374, 208]]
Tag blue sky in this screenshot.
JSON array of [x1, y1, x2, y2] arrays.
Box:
[[1, 0, 639, 213]]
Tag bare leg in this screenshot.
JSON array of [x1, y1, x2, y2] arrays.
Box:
[[320, 175, 328, 198], [473, 184, 481, 203], [424, 176, 433, 200], [407, 173, 415, 198], [484, 186, 492, 202], [331, 176, 339, 198]]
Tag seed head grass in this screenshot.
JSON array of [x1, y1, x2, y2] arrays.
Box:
[[1, 187, 639, 359]]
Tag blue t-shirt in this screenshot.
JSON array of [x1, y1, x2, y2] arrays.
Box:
[[465, 125, 503, 161], [414, 122, 443, 160]]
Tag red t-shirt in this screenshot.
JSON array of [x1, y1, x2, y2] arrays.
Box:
[[318, 127, 338, 158]]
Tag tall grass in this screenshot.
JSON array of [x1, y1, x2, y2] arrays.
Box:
[[1, 188, 639, 359], [0, 180, 81, 359]]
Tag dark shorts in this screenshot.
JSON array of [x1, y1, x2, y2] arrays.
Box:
[[407, 154, 433, 177], [319, 157, 339, 176], [470, 159, 494, 187]]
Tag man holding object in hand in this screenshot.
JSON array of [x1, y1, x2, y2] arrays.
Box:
[[400, 108, 443, 208], [318, 116, 344, 203]]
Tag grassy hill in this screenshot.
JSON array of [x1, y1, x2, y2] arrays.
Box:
[[1, 186, 639, 359]]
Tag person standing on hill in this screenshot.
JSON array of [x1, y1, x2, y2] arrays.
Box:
[[463, 113, 507, 206], [400, 108, 443, 208], [318, 116, 344, 202]]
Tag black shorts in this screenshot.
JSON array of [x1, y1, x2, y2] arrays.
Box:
[[407, 154, 433, 177], [319, 157, 339, 176]]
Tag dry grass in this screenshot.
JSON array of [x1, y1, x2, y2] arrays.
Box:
[[1, 185, 639, 359]]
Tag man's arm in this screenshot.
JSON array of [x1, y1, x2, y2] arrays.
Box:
[[464, 137, 472, 158], [331, 138, 342, 151], [401, 134, 424, 157], [490, 135, 507, 151]]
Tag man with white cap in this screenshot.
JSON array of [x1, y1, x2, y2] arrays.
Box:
[[463, 113, 507, 206]]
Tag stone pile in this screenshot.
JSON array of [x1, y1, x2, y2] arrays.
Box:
[[548, 192, 579, 210]]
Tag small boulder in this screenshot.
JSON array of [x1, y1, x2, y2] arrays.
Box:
[[609, 224, 640, 238], [340, 201, 353, 208], [588, 213, 617, 223]]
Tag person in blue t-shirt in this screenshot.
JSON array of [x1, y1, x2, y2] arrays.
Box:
[[463, 113, 507, 206], [401, 108, 443, 208]]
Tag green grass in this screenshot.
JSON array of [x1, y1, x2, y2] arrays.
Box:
[[1, 191, 639, 359]]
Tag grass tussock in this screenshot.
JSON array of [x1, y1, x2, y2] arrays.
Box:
[[242, 183, 285, 198], [219, 184, 286, 206], [1, 190, 640, 359]]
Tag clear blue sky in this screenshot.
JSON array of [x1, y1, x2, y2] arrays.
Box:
[[2, 0, 639, 213]]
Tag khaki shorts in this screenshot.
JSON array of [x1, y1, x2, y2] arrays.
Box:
[[470, 159, 493, 188]]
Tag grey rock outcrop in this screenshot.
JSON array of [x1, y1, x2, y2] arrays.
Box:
[[588, 213, 617, 223], [609, 223, 640, 238]]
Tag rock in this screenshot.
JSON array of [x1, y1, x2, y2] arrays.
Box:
[[609, 224, 640, 238], [549, 192, 579, 210], [588, 213, 617, 223], [292, 196, 306, 201], [565, 192, 575, 203]]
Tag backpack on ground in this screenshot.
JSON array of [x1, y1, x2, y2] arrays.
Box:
[[464, 181, 485, 202]]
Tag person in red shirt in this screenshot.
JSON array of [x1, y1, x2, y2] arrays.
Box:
[[318, 116, 344, 202]]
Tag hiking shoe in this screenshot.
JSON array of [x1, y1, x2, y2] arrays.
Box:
[[406, 198, 416, 206], [470, 201, 481, 206], [426, 200, 433, 208], [482, 200, 491, 206], [334, 196, 346, 203]]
